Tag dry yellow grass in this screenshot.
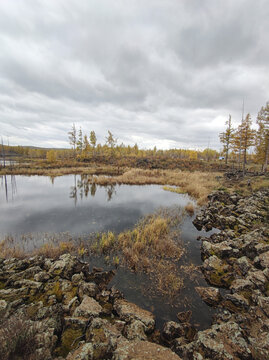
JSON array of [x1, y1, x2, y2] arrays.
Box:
[[0, 238, 86, 260], [0, 240, 26, 259], [163, 186, 185, 194], [184, 202, 195, 216], [90, 169, 220, 205], [33, 241, 76, 258], [0, 165, 122, 177]]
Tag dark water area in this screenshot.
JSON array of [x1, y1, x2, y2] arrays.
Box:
[[0, 174, 219, 330]]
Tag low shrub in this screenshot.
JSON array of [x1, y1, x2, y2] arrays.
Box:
[[0, 316, 46, 360]]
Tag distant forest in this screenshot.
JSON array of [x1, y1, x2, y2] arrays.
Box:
[[1, 101, 268, 172]]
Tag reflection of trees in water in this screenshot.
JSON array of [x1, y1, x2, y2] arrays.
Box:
[[106, 184, 116, 201], [69, 175, 96, 204], [69, 175, 78, 206], [0, 175, 17, 202], [90, 182, 97, 197], [0, 174, 116, 204], [69, 175, 116, 203], [77, 175, 90, 199]]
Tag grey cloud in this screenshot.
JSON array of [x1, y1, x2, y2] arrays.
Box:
[[0, 0, 268, 149]]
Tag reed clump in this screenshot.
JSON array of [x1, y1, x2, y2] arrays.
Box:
[[99, 232, 116, 253], [184, 202, 195, 216]]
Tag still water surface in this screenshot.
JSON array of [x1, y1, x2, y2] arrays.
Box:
[[0, 175, 218, 330], [1, 175, 193, 236]]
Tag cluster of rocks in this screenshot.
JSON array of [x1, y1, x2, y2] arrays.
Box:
[[176, 189, 269, 359], [0, 254, 182, 359]]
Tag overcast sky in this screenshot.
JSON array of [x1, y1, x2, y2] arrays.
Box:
[[0, 0, 268, 150]]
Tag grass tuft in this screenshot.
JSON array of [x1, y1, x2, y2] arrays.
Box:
[[184, 202, 195, 216]]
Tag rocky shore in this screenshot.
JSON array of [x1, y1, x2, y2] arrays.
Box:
[[0, 188, 268, 359], [0, 254, 181, 359], [185, 188, 269, 359]]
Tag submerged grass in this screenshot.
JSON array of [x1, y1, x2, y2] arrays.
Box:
[[91, 207, 190, 299]]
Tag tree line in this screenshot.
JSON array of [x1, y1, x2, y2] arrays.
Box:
[[66, 125, 219, 162], [219, 100, 269, 172], [1, 100, 268, 171]]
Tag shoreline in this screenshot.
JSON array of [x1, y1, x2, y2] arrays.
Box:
[[0, 179, 268, 358]]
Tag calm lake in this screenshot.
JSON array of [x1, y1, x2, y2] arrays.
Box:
[[0, 174, 218, 329]]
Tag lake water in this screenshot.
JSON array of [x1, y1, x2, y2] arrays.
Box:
[[0, 174, 195, 236], [0, 174, 218, 330]]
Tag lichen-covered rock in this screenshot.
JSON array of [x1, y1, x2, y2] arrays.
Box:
[[246, 270, 267, 292], [249, 333, 269, 359], [0, 287, 29, 301], [162, 321, 185, 341], [71, 273, 85, 284], [114, 299, 155, 333], [178, 322, 251, 360], [203, 256, 233, 287], [222, 293, 249, 312], [66, 342, 94, 360], [123, 319, 147, 341], [254, 251, 269, 269], [195, 286, 222, 306], [254, 296, 269, 317], [48, 254, 87, 280], [230, 278, 254, 293], [78, 281, 98, 301], [0, 299, 7, 317], [110, 286, 124, 303], [113, 340, 182, 360], [85, 317, 125, 357], [235, 256, 252, 276], [73, 295, 102, 318], [34, 271, 50, 282]]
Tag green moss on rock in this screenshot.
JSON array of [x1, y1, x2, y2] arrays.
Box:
[[209, 269, 234, 288], [57, 327, 84, 358]]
